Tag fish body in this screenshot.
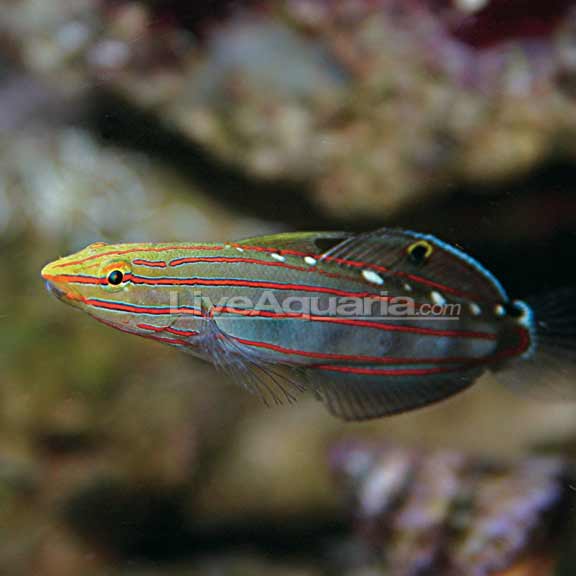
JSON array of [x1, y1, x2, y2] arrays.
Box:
[[41, 228, 566, 421]]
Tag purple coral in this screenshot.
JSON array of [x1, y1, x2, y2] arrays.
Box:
[[331, 442, 568, 575], [413, 0, 576, 89], [295, 0, 576, 89]]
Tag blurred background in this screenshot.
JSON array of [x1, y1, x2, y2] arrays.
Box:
[[2, 1, 576, 575]]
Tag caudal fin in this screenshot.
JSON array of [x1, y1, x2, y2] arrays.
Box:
[[499, 288, 576, 399], [526, 287, 576, 360]]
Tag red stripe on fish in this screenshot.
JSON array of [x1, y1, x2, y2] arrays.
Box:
[[135, 320, 528, 369], [138, 323, 199, 337], [211, 306, 497, 341], [52, 243, 495, 302], [169, 256, 383, 288], [133, 259, 167, 268], [85, 298, 202, 316], [231, 336, 485, 365], [233, 243, 496, 303], [49, 272, 392, 301], [312, 364, 465, 376], [135, 322, 484, 365], [44, 274, 106, 285], [82, 296, 495, 341], [92, 316, 191, 347], [53, 245, 225, 268], [126, 274, 390, 300], [309, 326, 530, 374], [169, 256, 309, 270]]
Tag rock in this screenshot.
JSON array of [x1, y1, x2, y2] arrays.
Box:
[[4, 1, 576, 217]]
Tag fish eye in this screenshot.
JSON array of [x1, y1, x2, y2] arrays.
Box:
[[107, 270, 124, 286], [407, 240, 433, 265]]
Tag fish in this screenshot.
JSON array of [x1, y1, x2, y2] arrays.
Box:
[[40, 227, 576, 421]]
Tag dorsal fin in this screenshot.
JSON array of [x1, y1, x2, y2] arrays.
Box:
[[320, 227, 507, 303], [237, 231, 352, 256]]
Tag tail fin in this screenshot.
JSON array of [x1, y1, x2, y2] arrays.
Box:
[[498, 288, 576, 399], [525, 287, 576, 360]]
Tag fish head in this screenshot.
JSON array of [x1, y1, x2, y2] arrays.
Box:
[[41, 242, 169, 335]]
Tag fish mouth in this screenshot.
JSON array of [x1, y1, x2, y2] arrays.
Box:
[[42, 264, 82, 304], [45, 279, 68, 301], [43, 278, 84, 305]]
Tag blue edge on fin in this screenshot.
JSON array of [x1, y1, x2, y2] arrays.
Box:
[[405, 229, 509, 301]]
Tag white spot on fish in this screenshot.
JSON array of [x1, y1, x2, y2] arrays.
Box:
[[235, 246, 245, 253], [470, 303, 482, 316], [430, 291, 446, 306], [362, 269, 384, 286], [403, 283, 413, 292], [271, 252, 286, 262], [494, 304, 506, 317], [304, 256, 317, 266]]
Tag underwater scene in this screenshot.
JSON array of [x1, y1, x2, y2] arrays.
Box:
[[2, 1, 576, 574]]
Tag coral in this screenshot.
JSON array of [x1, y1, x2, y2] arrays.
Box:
[[331, 442, 569, 575]]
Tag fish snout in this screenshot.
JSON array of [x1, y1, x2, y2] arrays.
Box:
[[41, 263, 81, 303], [44, 279, 67, 301], [41, 261, 58, 281]]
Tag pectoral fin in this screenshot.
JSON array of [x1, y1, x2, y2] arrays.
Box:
[[195, 313, 307, 406]]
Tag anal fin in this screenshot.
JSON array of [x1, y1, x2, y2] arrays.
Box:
[[310, 367, 482, 421]]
